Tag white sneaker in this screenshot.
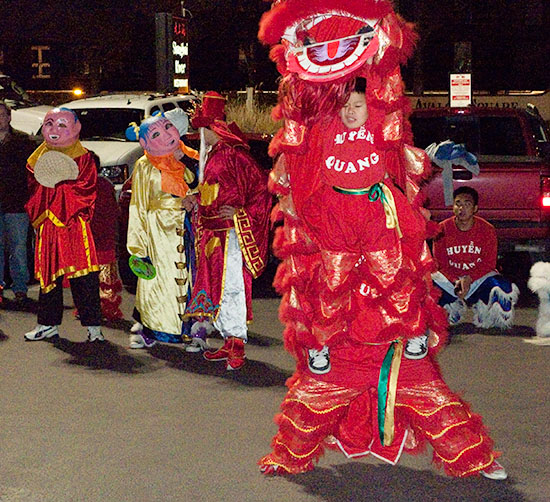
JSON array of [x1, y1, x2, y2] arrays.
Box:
[[185, 335, 209, 353], [128, 333, 156, 349], [404, 335, 428, 360], [87, 326, 105, 342], [130, 322, 143, 333], [24, 325, 59, 341], [480, 460, 508, 480], [307, 346, 331, 374], [129, 333, 145, 349]]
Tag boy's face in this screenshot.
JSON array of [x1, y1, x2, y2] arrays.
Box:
[[339, 92, 368, 129], [453, 192, 478, 226]]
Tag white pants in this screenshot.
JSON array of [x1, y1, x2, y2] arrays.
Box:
[[213, 229, 248, 341]]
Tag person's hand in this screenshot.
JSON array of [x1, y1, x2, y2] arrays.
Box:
[[454, 275, 472, 299], [218, 205, 236, 220], [182, 194, 197, 212]]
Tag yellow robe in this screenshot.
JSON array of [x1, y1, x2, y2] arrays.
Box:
[[127, 155, 195, 337]]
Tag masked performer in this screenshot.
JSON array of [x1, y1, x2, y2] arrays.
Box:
[[183, 92, 272, 370], [125, 112, 199, 348], [24, 107, 103, 342], [257, 0, 507, 480]]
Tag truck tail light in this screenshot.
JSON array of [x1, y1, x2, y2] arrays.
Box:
[[542, 177, 550, 208]]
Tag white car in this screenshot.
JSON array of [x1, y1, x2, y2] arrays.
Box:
[[59, 93, 199, 189], [1, 74, 53, 137], [10, 104, 52, 136]]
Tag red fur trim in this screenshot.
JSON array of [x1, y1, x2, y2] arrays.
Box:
[[259, 0, 392, 45], [268, 45, 288, 76]]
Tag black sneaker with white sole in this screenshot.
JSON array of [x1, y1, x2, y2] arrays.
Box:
[[404, 335, 428, 360], [308, 346, 331, 374]]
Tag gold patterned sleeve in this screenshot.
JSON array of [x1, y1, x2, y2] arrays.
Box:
[[127, 156, 151, 258]]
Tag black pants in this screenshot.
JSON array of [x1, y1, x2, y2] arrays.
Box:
[[38, 272, 101, 327]]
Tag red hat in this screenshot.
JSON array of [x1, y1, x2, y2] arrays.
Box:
[[191, 91, 226, 128]]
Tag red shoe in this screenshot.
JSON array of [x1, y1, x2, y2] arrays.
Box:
[[203, 338, 231, 361], [204, 336, 246, 370], [226, 337, 245, 370]]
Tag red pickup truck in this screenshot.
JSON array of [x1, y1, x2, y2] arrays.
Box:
[[411, 105, 550, 297], [411, 105, 550, 255]]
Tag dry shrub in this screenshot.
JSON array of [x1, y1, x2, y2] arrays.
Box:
[[226, 99, 282, 135]]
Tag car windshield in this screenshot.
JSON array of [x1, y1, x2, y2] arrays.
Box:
[[71, 108, 145, 141]]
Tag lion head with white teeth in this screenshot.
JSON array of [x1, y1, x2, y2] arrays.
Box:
[[259, 0, 416, 127], [259, 0, 416, 79]]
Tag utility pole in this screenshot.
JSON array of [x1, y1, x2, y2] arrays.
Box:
[[155, 12, 173, 93]]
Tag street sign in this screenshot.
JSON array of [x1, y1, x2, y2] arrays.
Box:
[[172, 16, 189, 93], [155, 13, 190, 93], [449, 73, 472, 108]]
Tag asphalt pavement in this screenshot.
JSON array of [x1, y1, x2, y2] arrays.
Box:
[[0, 284, 549, 502]]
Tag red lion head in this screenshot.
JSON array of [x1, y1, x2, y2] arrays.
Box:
[[259, 0, 416, 126]]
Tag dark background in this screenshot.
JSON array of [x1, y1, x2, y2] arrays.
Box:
[[1, 0, 549, 94]]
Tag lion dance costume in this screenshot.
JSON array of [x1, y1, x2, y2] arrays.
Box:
[[258, 0, 504, 478]]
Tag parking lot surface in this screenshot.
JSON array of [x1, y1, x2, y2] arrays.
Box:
[[0, 286, 548, 502]]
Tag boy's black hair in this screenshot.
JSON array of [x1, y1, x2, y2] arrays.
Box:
[[453, 186, 479, 206], [354, 77, 367, 94]]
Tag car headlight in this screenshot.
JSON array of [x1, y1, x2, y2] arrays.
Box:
[[100, 165, 129, 184]]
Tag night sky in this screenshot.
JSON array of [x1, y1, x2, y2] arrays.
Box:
[[1, 0, 549, 93]]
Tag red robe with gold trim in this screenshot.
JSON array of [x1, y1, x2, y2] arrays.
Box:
[[26, 144, 99, 293], [185, 140, 271, 322]]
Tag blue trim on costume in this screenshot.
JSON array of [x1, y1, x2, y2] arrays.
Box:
[[143, 321, 194, 343], [465, 275, 514, 308]]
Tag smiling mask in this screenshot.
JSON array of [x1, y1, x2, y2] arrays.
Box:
[[42, 108, 82, 148]]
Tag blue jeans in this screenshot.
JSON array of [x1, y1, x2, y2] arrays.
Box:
[[0, 212, 30, 294]]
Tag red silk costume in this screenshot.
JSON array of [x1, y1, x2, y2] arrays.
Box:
[[257, 0, 501, 477], [185, 136, 272, 322], [26, 142, 99, 293]]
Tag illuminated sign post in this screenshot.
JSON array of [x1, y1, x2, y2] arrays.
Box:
[[155, 12, 190, 93], [172, 16, 189, 92]]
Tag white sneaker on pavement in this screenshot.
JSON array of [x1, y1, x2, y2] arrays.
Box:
[[129, 333, 145, 349], [24, 325, 59, 341], [128, 332, 156, 349], [185, 335, 209, 353], [480, 460, 508, 480], [87, 326, 105, 342]]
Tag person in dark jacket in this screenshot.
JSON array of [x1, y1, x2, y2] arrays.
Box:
[[0, 101, 36, 303]]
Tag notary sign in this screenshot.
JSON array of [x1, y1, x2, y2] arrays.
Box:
[[172, 16, 189, 92], [449, 73, 472, 108]]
